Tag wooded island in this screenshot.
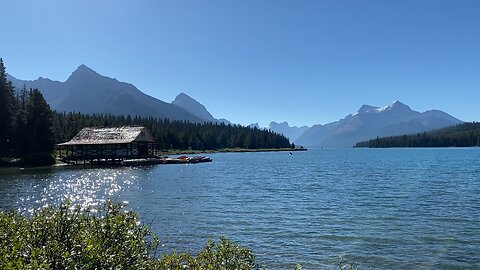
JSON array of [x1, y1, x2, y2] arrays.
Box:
[[355, 122, 480, 148]]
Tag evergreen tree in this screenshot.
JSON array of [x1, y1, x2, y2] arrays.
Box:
[[13, 84, 29, 156], [0, 58, 16, 156], [25, 88, 54, 153]]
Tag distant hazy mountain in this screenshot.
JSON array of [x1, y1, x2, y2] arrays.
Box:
[[7, 74, 66, 108], [268, 121, 309, 142], [7, 65, 202, 122], [248, 123, 260, 129], [218, 118, 233, 125], [294, 101, 463, 148], [172, 92, 217, 122]]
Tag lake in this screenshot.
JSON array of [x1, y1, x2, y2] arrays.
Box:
[[1, 149, 479, 269]]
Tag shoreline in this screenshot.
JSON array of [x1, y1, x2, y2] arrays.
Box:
[[0, 148, 307, 169], [156, 147, 307, 156]]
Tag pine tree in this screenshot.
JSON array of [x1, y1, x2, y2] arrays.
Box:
[[13, 84, 29, 156], [0, 58, 16, 156], [25, 88, 54, 153]]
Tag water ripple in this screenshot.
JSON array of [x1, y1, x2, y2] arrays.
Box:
[[1, 149, 479, 269]]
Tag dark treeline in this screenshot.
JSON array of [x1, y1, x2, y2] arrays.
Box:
[[0, 59, 54, 165], [52, 112, 292, 150], [355, 122, 480, 148]]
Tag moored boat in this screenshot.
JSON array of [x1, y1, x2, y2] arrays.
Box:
[[120, 156, 212, 166]]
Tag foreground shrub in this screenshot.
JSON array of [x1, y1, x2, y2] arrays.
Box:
[[0, 201, 158, 269], [0, 201, 259, 270], [155, 237, 258, 270]]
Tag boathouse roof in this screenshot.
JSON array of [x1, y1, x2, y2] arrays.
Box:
[[57, 126, 155, 146]]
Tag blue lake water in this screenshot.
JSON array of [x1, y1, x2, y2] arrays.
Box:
[[1, 148, 479, 269]]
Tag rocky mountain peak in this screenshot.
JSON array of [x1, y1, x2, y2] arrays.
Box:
[[357, 105, 380, 114], [173, 92, 196, 104], [172, 92, 216, 122], [387, 100, 411, 111], [357, 100, 412, 114], [67, 64, 99, 82]]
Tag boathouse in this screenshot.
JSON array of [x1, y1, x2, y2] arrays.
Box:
[[57, 126, 156, 164]]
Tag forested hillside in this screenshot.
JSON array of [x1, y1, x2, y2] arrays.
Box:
[[52, 112, 292, 150], [355, 122, 480, 148]]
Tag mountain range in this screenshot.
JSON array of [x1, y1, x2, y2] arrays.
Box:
[[268, 122, 310, 142], [8, 65, 463, 148], [7, 65, 205, 122], [294, 101, 463, 148]]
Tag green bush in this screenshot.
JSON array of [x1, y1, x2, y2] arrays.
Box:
[[155, 237, 258, 270], [0, 201, 261, 270], [0, 201, 158, 269], [20, 152, 55, 167]]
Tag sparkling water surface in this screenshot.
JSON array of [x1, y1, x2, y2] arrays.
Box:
[[1, 148, 479, 269]]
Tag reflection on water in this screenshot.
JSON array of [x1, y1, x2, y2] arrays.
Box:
[[1, 149, 480, 269], [0, 166, 144, 214]]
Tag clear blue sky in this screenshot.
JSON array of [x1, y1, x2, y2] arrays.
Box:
[[2, 0, 479, 127]]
